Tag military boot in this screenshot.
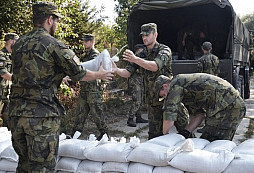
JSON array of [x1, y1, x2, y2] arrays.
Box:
[[127, 118, 136, 127], [136, 116, 148, 123]]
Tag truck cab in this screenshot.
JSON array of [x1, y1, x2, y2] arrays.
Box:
[[127, 0, 251, 99]]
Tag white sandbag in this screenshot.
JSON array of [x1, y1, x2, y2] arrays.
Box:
[[127, 139, 193, 167], [203, 140, 236, 153], [58, 139, 98, 159], [127, 162, 154, 173], [0, 171, 5, 173], [146, 134, 185, 147], [223, 154, 254, 173], [102, 162, 129, 173], [153, 166, 184, 173], [175, 138, 210, 150], [84, 142, 133, 162], [0, 127, 11, 142], [59, 133, 67, 141], [169, 149, 235, 173], [0, 159, 18, 172], [76, 159, 102, 173], [0, 140, 12, 155], [81, 49, 119, 71], [232, 139, 254, 155], [55, 157, 81, 172], [0, 145, 19, 162]]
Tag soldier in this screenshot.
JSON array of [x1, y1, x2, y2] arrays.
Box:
[[196, 41, 220, 133], [8, 1, 113, 172], [0, 33, 19, 127], [197, 41, 220, 76], [154, 74, 246, 142], [74, 34, 108, 140], [127, 44, 148, 127], [113, 23, 179, 139]]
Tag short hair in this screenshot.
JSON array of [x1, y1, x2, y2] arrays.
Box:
[[33, 14, 58, 26]]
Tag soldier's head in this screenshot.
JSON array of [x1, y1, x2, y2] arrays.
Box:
[[153, 75, 172, 101], [32, 1, 62, 36], [82, 34, 95, 50], [140, 23, 158, 49], [4, 33, 19, 52], [202, 41, 212, 52]]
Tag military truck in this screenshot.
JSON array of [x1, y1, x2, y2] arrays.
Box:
[[127, 0, 251, 99]]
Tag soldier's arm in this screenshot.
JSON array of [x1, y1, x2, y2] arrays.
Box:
[[123, 49, 158, 72], [1, 72, 12, 81], [112, 61, 131, 78], [163, 120, 174, 134]]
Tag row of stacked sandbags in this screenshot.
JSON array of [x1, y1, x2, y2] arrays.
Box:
[[55, 133, 254, 173], [1, 126, 254, 173]]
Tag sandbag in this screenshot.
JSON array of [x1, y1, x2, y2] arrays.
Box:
[[55, 157, 81, 172], [232, 139, 254, 155], [127, 162, 154, 173], [58, 139, 98, 159], [102, 162, 129, 173], [0, 140, 12, 156], [146, 134, 185, 147], [81, 49, 119, 71], [223, 154, 254, 173], [203, 140, 236, 153], [0, 159, 18, 172], [175, 138, 210, 150], [0, 145, 19, 162], [76, 159, 103, 173], [127, 139, 193, 167], [153, 166, 184, 173], [169, 149, 235, 173], [84, 142, 133, 162]]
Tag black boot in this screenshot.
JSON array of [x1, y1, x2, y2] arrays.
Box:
[[127, 118, 136, 127], [136, 116, 148, 123]]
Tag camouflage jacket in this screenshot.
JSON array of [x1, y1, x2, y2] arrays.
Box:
[[126, 42, 173, 106], [197, 52, 220, 76], [9, 27, 86, 117], [163, 73, 243, 121], [80, 48, 101, 92], [0, 47, 12, 99]]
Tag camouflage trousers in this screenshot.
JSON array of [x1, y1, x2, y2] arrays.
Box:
[[0, 99, 9, 128], [9, 116, 60, 173], [74, 91, 107, 134], [128, 86, 143, 119], [201, 97, 246, 142], [148, 103, 189, 139]]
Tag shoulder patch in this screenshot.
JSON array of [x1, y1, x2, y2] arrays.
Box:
[[0, 62, 4, 67]]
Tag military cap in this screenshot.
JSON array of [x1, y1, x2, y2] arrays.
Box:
[[4, 33, 19, 41], [202, 41, 212, 51], [32, 1, 63, 18], [82, 34, 95, 41], [153, 75, 172, 101], [140, 23, 157, 35]]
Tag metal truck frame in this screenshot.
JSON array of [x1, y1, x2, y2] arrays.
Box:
[[127, 0, 251, 99]]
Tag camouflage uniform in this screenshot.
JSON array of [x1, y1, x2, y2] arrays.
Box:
[[74, 47, 108, 136], [162, 73, 246, 142], [0, 47, 12, 127], [197, 42, 220, 76], [8, 2, 86, 172], [128, 70, 144, 119], [126, 41, 188, 139]]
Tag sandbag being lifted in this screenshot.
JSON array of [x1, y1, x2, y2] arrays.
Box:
[[81, 49, 119, 71]]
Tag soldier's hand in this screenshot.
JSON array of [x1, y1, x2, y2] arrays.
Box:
[[123, 49, 137, 63], [62, 76, 71, 86], [98, 63, 114, 81]]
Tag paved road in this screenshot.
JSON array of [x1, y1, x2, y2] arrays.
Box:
[[108, 77, 254, 144]]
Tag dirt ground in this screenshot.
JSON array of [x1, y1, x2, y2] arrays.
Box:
[[77, 77, 254, 144]]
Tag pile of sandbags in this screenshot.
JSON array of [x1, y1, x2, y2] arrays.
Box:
[[55, 133, 254, 173], [1, 126, 254, 173]]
